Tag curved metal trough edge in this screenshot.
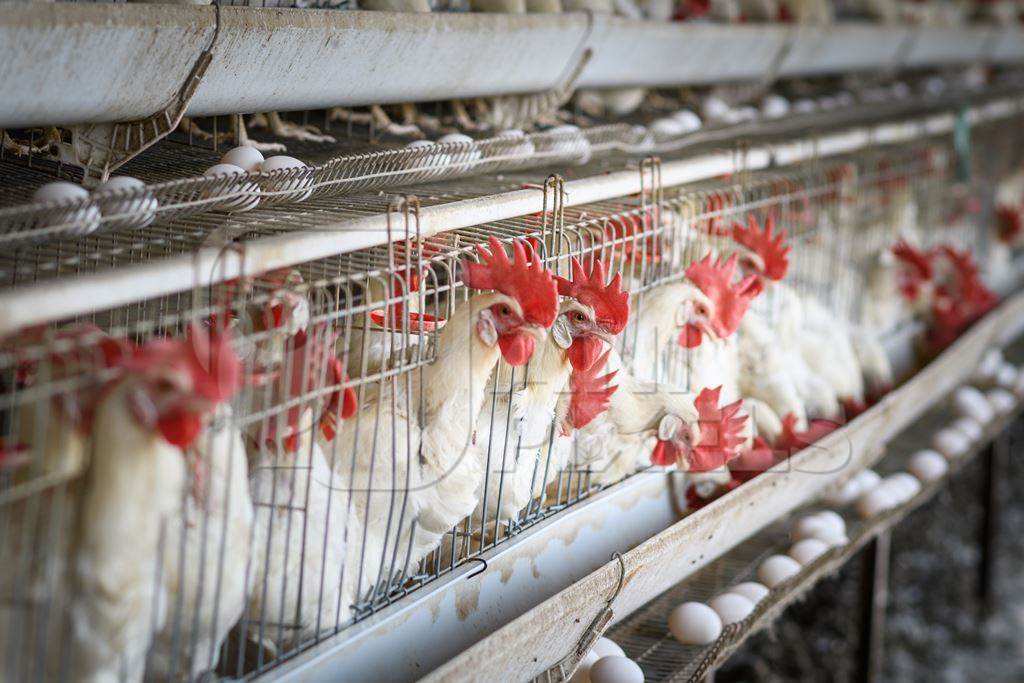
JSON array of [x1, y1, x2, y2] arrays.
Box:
[[261, 290, 1024, 683], [1, 6, 1023, 128]]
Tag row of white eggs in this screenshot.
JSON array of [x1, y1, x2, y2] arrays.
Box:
[[822, 468, 883, 507], [855, 471, 923, 518], [570, 637, 645, 683], [972, 348, 1024, 395], [203, 147, 313, 211], [933, 376, 1021, 460], [666, 511, 847, 647], [32, 176, 157, 235]]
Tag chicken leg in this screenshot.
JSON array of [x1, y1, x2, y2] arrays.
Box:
[[329, 105, 425, 139], [247, 112, 336, 144]]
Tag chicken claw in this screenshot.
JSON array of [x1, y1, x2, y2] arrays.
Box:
[[248, 112, 337, 144]]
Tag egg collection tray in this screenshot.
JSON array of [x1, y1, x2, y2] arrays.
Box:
[[600, 359, 1024, 682]]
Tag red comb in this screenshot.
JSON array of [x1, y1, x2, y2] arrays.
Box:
[[462, 236, 558, 328], [774, 413, 840, 456], [689, 386, 747, 472], [937, 245, 997, 316], [185, 324, 243, 404], [732, 214, 791, 281], [891, 241, 934, 302], [271, 325, 357, 451], [605, 210, 662, 264], [997, 204, 1024, 243], [561, 349, 618, 435], [685, 253, 759, 338], [554, 258, 630, 335]]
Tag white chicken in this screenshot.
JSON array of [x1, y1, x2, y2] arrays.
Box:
[[0, 324, 127, 682], [470, 258, 630, 536], [328, 237, 559, 592], [147, 402, 253, 681], [70, 326, 242, 683], [569, 348, 748, 486], [244, 322, 362, 657]]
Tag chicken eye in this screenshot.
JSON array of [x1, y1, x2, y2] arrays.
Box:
[[500, 306, 511, 316], [575, 312, 586, 322]]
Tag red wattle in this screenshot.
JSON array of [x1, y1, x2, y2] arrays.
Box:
[[679, 324, 703, 349], [498, 334, 536, 366], [568, 337, 603, 372], [158, 410, 203, 449], [650, 439, 678, 466]]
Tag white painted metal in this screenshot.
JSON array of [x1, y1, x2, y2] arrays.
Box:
[[267, 289, 1024, 683], [903, 26, 996, 68], [1, 6, 1023, 128], [778, 24, 910, 77], [581, 18, 789, 88], [0, 94, 1021, 335]]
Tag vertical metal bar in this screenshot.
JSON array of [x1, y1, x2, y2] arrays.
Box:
[[978, 431, 1006, 616], [857, 531, 891, 683]]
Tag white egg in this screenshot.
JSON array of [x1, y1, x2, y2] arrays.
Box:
[[932, 428, 970, 459], [203, 163, 260, 212], [757, 555, 801, 588], [701, 96, 731, 121], [973, 348, 1004, 384], [32, 181, 101, 237], [538, 125, 591, 163], [592, 637, 625, 659], [668, 602, 722, 645], [950, 417, 983, 442], [588, 656, 644, 683], [405, 140, 451, 178], [736, 106, 760, 122], [569, 649, 600, 683], [887, 472, 922, 500], [670, 109, 702, 132], [987, 388, 1017, 415], [490, 129, 535, 158], [856, 487, 896, 518], [651, 118, 686, 140], [996, 364, 1018, 390], [792, 515, 828, 542], [761, 94, 790, 119], [821, 477, 863, 506], [93, 176, 157, 230], [891, 82, 911, 98], [852, 469, 882, 492], [438, 133, 482, 172], [259, 155, 313, 203], [793, 99, 817, 114], [729, 582, 769, 604], [818, 526, 849, 548], [954, 386, 994, 424], [907, 450, 948, 483], [220, 146, 265, 173], [812, 511, 847, 537], [719, 108, 746, 125], [709, 593, 755, 624], [788, 538, 829, 566]]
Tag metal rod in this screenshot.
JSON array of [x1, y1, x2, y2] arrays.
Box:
[[857, 531, 891, 683]]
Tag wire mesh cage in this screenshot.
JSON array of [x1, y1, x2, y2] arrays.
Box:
[[0, 122, 1016, 682]]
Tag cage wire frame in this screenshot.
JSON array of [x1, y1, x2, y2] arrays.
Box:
[[0, 137, 1012, 681]]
